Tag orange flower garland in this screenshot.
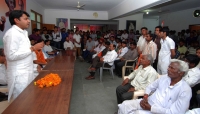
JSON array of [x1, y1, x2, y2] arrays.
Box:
[[35, 50, 46, 63], [34, 73, 61, 88]]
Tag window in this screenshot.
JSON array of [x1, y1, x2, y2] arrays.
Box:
[[30, 10, 42, 30]]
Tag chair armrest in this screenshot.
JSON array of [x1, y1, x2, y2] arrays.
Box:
[[124, 57, 138, 67], [133, 90, 145, 99], [123, 76, 128, 80], [0, 87, 8, 93]]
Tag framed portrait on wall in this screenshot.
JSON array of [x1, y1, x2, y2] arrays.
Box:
[[126, 20, 136, 33], [56, 18, 68, 30]]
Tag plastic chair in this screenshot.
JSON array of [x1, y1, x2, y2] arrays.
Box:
[[99, 62, 115, 82], [122, 57, 138, 77], [123, 73, 160, 99]]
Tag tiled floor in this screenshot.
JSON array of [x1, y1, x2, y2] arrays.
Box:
[[69, 60, 122, 114]]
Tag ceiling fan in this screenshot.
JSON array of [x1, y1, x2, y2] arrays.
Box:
[[69, 1, 85, 11]]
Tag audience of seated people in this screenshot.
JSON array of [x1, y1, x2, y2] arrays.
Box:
[[114, 42, 138, 77], [116, 54, 158, 104], [85, 44, 117, 80], [7, 25, 199, 112]]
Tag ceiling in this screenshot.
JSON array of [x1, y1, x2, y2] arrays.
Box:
[[34, 0, 124, 11], [143, 0, 200, 18], [34, 0, 200, 18]]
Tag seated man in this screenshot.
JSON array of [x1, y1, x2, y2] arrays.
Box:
[[114, 42, 138, 77], [116, 41, 128, 60], [116, 54, 157, 104], [183, 54, 200, 109], [85, 44, 117, 80], [82, 37, 95, 60], [118, 59, 191, 114], [0, 48, 7, 86], [64, 36, 75, 50], [44, 40, 56, 55]]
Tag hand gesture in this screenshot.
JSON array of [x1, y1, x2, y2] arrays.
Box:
[[122, 78, 129, 86], [1, 16, 6, 22], [140, 99, 151, 111]]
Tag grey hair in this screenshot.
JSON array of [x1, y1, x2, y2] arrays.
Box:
[[143, 54, 153, 65], [170, 59, 189, 74]]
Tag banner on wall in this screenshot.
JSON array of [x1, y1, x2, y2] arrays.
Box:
[[0, 0, 26, 48], [56, 18, 68, 30]]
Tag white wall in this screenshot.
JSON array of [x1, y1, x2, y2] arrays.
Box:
[[44, 9, 108, 29], [26, 0, 45, 34], [115, 13, 143, 31], [159, 7, 200, 32], [143, 18, 159, 32]]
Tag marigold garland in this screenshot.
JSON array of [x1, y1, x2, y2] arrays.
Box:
[[34, 73, 61, 88]]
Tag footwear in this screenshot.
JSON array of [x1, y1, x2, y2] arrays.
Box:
[[86, 76, 95, 80], [88, 67, 96, 72], [85, 75, 92, 79]]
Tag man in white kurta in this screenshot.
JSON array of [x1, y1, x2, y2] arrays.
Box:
[[137, 27, 148, 54], [118, 59, 191, 114], [157, 28, 175, 75], [3, 10, 43, 101]]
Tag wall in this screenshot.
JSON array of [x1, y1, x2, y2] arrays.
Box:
[[143, 18, 159, 32], [115, 13, 143, 31], [44, 9, 108, 29], [26, 0, 44, 34], [159, 7, 200, 32]]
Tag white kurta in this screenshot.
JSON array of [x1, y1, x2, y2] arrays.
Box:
[[137, 35, 146, 52], [157, 36, 175, 75], [3, 25, 34, 101], [103, 50, 118, 66], [118, 75, 192, 114], [183, 67, 200, 87]]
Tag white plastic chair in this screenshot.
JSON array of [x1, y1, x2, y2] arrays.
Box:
[[122, 57, 138, 77], [123, 73, 160, 99], [99, 62, 115, 82]]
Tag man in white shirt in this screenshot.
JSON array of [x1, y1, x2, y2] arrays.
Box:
[[52, 26, 62, 49], [0, 48, 7, 85], [116, 41, 128, 60], [157, 27, 175, 75], [142, 33, 157, 62], [73, 30, 82, 60], [44, 40, 55, 55], [121, 30, 128, 41], [63, 36, 74, 50], [3, 10, 43, 101], [137, 27, 148, 54], [118, 59, 191, 114], [85, 44, 117, 80], [116, 54, 157, 104], [183, 54, 200, 109]]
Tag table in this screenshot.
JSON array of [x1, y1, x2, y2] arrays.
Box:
[[2, 50, 75, 114]]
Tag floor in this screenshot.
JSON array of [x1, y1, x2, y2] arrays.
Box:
[[69, 60, 122, 114]]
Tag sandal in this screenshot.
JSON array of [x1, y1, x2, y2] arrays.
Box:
[[86, 76, 95, 80]]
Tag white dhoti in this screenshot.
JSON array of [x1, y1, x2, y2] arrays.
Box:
[[118, 99, 152, 114]]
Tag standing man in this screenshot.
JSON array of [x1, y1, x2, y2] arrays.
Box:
[[157, 27, 175, 75], [73, 30, 83, 60], [137, 27, 148, 54], [153, 26, 162, 70], [3, 10, 43, 101]]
